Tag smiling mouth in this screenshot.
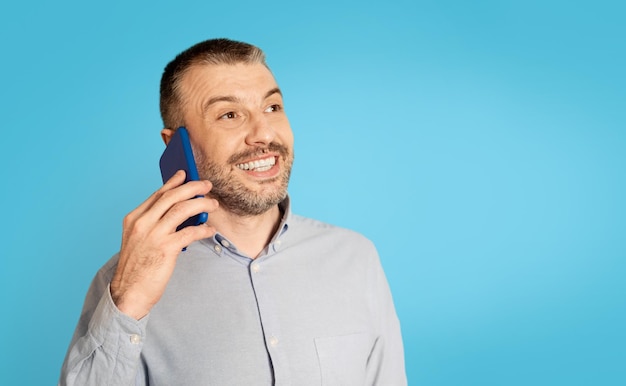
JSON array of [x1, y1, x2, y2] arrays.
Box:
[[236, 156, 277, 172]]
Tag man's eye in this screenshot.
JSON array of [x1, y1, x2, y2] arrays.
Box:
[[265, 104, 282, 113], [220, 112, 237, 119]]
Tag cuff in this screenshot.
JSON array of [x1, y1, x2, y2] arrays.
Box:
[[86, 284, 150, 361]]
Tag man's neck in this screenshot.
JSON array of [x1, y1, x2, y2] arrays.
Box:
[[207, 205, 282, 259]]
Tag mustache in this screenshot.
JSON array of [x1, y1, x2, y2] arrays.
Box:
[[227, 142, 291, 165]]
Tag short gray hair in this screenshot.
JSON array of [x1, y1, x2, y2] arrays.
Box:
[[159, 38, 267, 129]]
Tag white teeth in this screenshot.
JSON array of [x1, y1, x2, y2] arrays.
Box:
[[236, 156, 276, 171]]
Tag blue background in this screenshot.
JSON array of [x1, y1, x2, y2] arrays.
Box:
[[1, 0, 625, 384]]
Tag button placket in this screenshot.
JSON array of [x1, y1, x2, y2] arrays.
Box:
[[247, 258, 290, 382]]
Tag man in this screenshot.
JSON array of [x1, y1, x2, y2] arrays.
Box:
[[59, 38, 406, 385]]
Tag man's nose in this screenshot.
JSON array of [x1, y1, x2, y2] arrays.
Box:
[[245, 112, 275, 146]]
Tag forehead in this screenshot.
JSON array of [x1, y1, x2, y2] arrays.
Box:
[[179, 62, 279, 104]]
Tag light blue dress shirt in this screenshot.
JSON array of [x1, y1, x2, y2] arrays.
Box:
[[59, 198, 406, 385]]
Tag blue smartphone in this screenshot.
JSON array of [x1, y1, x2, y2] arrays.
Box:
[[159, 127, 208, 231]]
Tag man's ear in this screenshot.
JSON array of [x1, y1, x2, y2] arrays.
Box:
[[161, 128, 175, 145]]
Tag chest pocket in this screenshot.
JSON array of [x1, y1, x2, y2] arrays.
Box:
[[314, 332, 375, 386]]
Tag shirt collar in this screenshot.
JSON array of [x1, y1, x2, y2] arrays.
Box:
[[200, 195, 292, 257], [275, 195, 291, 239]]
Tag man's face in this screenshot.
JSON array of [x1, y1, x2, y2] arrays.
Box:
[[174, 62, 294, 217]]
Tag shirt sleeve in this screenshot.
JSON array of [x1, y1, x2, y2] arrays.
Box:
[[365, 245, 408, 386], [58, 257, 148, 386]]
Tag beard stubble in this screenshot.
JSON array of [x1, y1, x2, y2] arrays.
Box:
[[194, 143, 293, 217]]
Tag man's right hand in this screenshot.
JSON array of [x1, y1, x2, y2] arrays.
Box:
[[110, 170, 218, 320]]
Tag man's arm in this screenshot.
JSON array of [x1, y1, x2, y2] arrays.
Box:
[[366, 247, 408, 385], [59, 262, 148, 386], [59, 171, 218, 385]]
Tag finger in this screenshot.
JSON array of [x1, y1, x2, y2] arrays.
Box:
[[143, 179, 213, 227], [125, 170, 188, 224], [170, 223, 217, 251], [157, 196, 218, 234]]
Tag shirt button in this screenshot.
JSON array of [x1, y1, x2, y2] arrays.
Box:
[[214, 245, 222, 253], [129, 334, 141, 344], [251, 263, 260, 273], [274, 240, 282, 250], [268, 336, 279, 346], [221, 240, 230, 248]]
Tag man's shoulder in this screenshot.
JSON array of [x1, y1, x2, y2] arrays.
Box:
[[289, 213, 375, 248]]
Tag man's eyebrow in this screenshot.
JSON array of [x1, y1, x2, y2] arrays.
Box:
[[203, 96, 239, 112], [265, 87, 282, 99], [202, 88, 282, 113]]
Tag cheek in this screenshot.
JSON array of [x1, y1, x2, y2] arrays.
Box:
[[275, 119, 294, 146], [198, 145, 227, 165], [195, 134, 242, 165]]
